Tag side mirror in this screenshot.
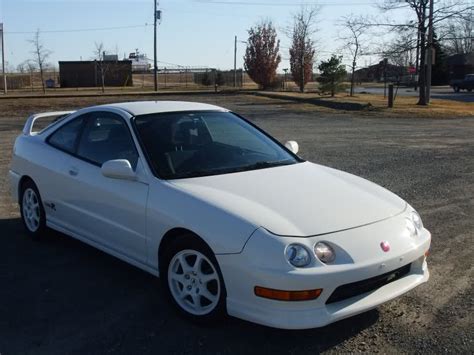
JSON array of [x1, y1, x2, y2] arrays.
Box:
[[285, 140, 299, 154], [101, 159, 136, 181]]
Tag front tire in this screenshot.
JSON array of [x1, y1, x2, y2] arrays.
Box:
[[161, 235, 226, 322], [20, 179, 47, 238]]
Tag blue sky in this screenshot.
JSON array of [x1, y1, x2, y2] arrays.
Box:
[[0, 0, 406, 72]]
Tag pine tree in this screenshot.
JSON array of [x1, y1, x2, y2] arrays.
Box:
[[317, 55, 347, 97]]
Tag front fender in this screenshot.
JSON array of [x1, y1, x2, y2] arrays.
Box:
[[146, 179, 258, 270]]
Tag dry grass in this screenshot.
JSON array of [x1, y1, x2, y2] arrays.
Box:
[[258, 91, 474, 118]]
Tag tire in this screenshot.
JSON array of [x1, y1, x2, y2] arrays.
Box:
[[453, 86, 460, 93], [468, 89, 472, 92], [160, 234, 227, 322], [19, 179, 47, 238]]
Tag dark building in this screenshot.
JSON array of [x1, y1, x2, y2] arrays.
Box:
[[59, 60, 133, 88], [354, 61, 408, 83], [447, 53, 474, 80]]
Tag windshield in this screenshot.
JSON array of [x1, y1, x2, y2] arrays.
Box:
[[133, 111, 301, 179]]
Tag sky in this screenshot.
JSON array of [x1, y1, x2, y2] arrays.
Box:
[[0, 0, 412, 72]]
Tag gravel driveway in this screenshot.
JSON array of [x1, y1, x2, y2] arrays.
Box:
[[0, 94, 472, 354]]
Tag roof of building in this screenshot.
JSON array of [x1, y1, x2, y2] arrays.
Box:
[[99, 101, 228, 116], [447, 53, 474, 66]]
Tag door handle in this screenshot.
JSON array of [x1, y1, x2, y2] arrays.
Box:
[[68, 167, 79, 176]]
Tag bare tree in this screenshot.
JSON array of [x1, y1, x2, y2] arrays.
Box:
[[93, 42, 109, 93], [25, 60, 36, 92], [371, 0, 473, 105], [443, 14, 473, 54], [28, 29, 51, 94], [382, 29, 418, 68], [16, 62, 27, 73], [289, 7, 319, 92], [339, 15, 368, 96]]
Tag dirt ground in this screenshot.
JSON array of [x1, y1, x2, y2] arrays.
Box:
[[0, 94, 473, 354]]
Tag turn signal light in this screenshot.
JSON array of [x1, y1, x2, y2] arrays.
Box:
[[254, 286, 322, 301]]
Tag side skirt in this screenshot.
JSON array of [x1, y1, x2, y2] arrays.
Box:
[[46, 219, 160, 278]]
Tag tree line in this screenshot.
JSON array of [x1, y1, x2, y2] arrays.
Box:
[[243, 1, 473, 105]]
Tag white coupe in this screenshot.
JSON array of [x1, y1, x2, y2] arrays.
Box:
[[9, 101, 431, 329]]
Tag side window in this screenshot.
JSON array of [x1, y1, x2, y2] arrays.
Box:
[[47, 115, 86, 153], [76, 112, 138, 168]]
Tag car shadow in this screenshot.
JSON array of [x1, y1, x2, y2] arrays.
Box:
[[0, 217, 379, 354]]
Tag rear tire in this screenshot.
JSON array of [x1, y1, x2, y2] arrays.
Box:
[[160, 234, 227, 323], [20, 179, 47, 239]]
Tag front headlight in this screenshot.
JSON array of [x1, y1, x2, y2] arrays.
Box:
[[406, 218, 417, 237], [314, 242, 336, 263], [285, 244, 311, 267], [406, 211, 423, 237]]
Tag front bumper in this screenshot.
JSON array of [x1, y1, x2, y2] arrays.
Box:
[[217, 214, 431, 329]]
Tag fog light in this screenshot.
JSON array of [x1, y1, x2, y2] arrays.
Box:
[[254, 286, 322, 301]]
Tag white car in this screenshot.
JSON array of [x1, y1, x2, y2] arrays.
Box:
[[9, 101, 431, 329]]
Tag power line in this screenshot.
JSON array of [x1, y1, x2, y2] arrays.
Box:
[[5, 24, 151, 35], [194, 0, 375, 6]]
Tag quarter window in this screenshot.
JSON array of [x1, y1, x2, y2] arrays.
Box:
[[47, 115, 86, 153], [76, 112, 138, 167]]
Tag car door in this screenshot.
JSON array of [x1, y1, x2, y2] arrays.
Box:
[[42, 113, 89, 228], [64, 111, 149, 264]]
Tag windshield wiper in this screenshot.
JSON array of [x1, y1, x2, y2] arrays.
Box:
[[170, 160, 295, 179], [235, 159, 295, 172]]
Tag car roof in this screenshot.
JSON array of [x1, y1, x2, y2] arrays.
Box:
[[99, 101, 228, 116]]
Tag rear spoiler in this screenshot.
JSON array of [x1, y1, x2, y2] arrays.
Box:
[[23, 111, 75, 136]]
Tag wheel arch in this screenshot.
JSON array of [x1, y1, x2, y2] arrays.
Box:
[[18, 175, 35, 200], [158, 227, 214, 273]]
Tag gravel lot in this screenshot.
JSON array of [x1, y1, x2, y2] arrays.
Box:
[[0, 94, 473, 354]]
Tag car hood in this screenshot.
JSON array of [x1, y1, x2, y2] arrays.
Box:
[[170, 162, 406, 237]]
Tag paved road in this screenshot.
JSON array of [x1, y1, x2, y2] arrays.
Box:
[[354, 86, 474, 103], [0, 94, 473, 354]]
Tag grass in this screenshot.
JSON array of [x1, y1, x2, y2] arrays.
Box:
[[256, 91, 474, 118], [0, 89, 472, 120]]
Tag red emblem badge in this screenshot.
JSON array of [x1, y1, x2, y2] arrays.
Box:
[[380, 241, 390, 252]]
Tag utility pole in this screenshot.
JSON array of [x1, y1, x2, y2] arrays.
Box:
[[283, 68, 288, 91], [153, 0, 159, 91], [414, 28, 420, 91], [233, 36, 237, 87], [426, 0, 434, 104], [1, 23, 6, 94]]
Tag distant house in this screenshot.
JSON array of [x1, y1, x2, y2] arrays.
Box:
[[447, 53, 474, 80], [59, 60, 133, 88], [354, 61, 408, 83]]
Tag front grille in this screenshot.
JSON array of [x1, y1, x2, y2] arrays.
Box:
[[326, 263, 412, 304]]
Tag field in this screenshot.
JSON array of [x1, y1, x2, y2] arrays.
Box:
[[0, 93, 473, 354]]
